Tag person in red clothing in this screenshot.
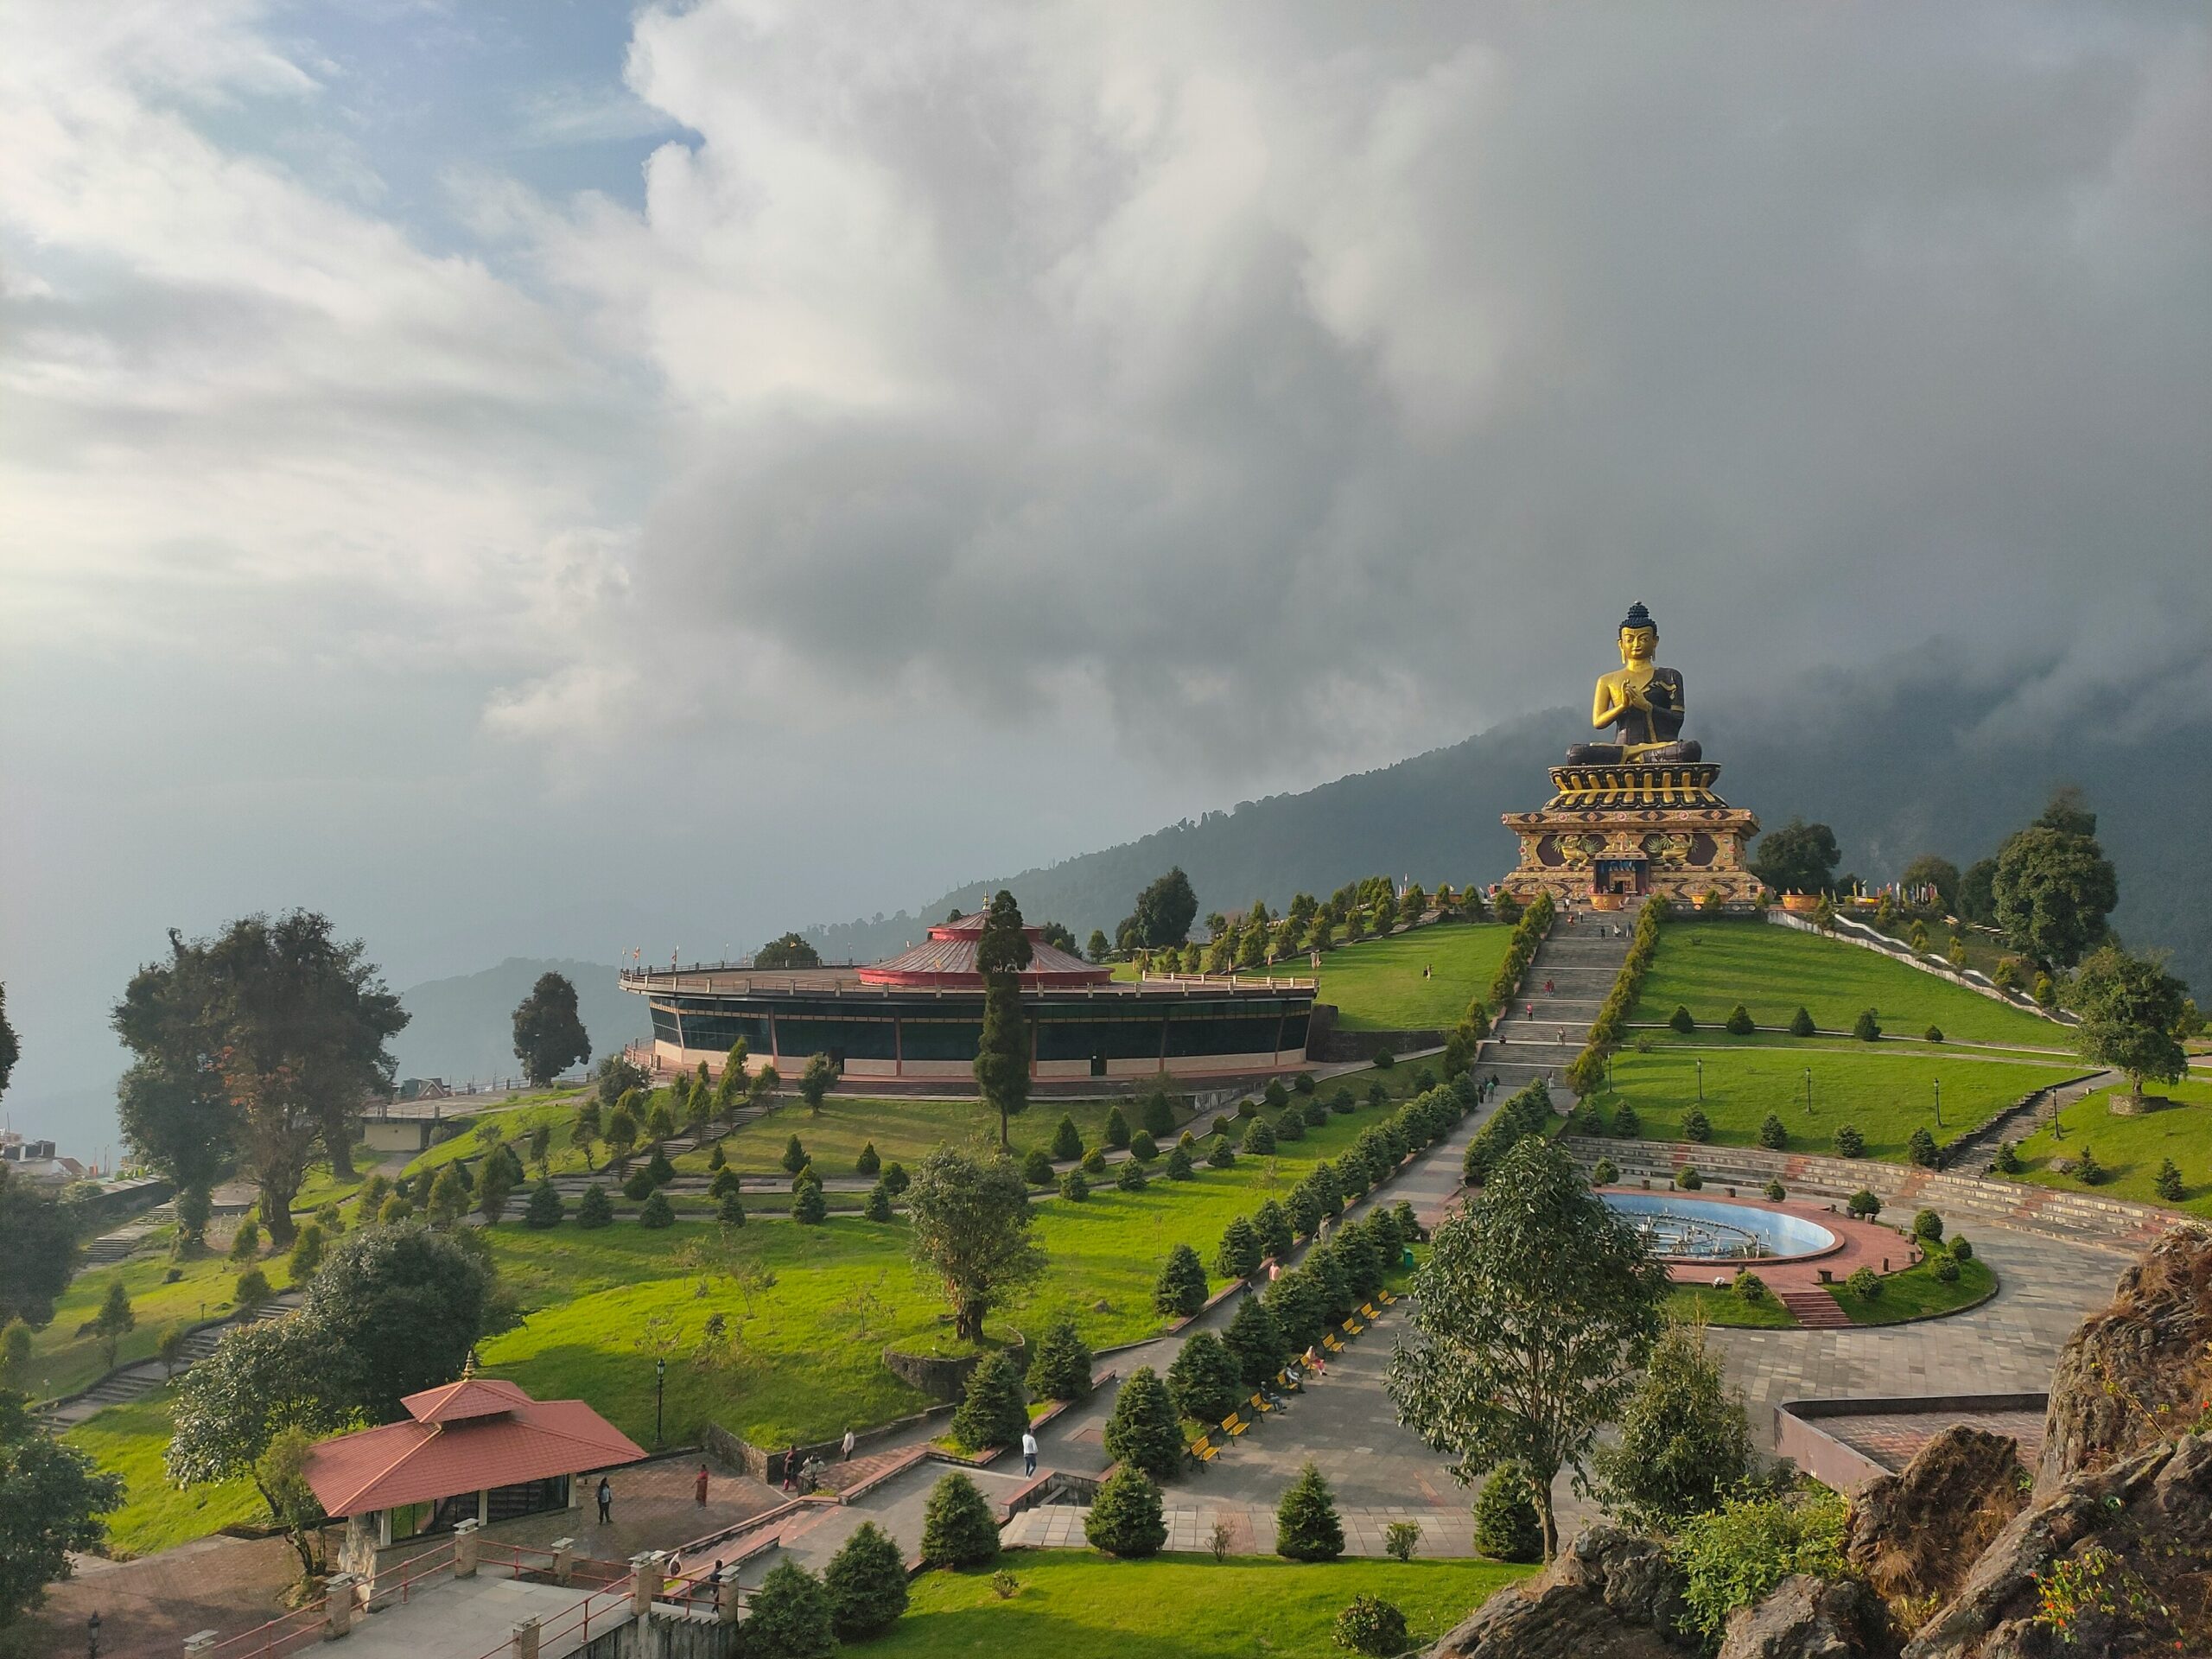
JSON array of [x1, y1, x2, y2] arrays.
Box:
[[695, 1464, 710, 1506]]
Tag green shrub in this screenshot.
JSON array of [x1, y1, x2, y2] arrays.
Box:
[[862, 1183, 893, 1223], [710, 1165, 742, 1199], [1302, 1096, 1332, 1128], [1275, 1461, 1344, 1561], [823, 1520, 907, 1640], [1672, 1492, 1848, 1642], [1251, 1199, 1294, 1262], [1846, 1266, 1881, 1300], [950, 1351, 1027, 1453], [1669, 1005, 1695, 1034], [718, 1190, 747, 1228], [1372, 1049, 1395, 1071], [747, 1560, 836, 1658], [621, 1166, 656, 1202], [1924, 1025, 1944, 1043], [645, 1145, 677, 1186], [1764, 1179, 1787, 1203], [1103, 1106, 1132, 1150], [1165, 1332, 1244, 1426], [1128, 1130, 1159, 1162], [1165, 1146, 1196, 1181], [1274, 1110, 1306, 1142], [792, 1183, 827, 1224], [1154, 1243, 1209, 1317], [1224, 1294, 1290, 1391], [576, 1184, 613, 1229], [1102, 1365, 1184, 1483], [1058, 1170, 1089, 1202], [1612, 1103, 1642, 1138], [1853, 1008, 1882, 1041], [1472, 1464, 1541, 1563], [1085, 1465, 1167, 1558], [1949, 1235, 1974, 1261], [1681, 1107, 1713, 1143], [233, 1266, 273, 1313], [1911, 1209, 1944, 1242], [2154, 1160, 2185, 1203], [1733, 1270, 1768, 1304], [1366, 1082, 1389, 1109], [524, 1179, 564, 1229], [1725, 1004, 1755, 1036], [1264, 1078, 1290, 1110], [1026, 1317, 1094, 1402], [1789, 1007, 1816, 1037], [1833, 1124, 1866, 1159], [1847, 1189, 1881, 1218], [1082, 1146, 1109, 1175], [919, 1471, 1000, 1569], [1592, 1158, 1619, 1186], [782, 1135, 808, 1174], [1141, 1090, 1178, 1139], [1214, 1217, 1262, 1281], [1021, 1147, 1056, 1185], [1294, 1071, 1316, 1095], [1382, 1521, 1421, 1564], [1758, 1114, 1787, 1150], [1933, 1256, 1961, 1284], [2074, 1147, 2106, 1185], [880, 1160, 910, 1196], [1907, 1128, 1939, 1167], [1333, 1595, 1410, 1656], [638, 1190, 674, 1229], [1052, 1116, 1084, 1160], [855, 1141, 880, 1176], [1672, 1165, 1700, 1191], [1241, 1117, 1277, 1155], [1329, 1088, 1356, 1116], [1205, 1139, 1236, 1168]]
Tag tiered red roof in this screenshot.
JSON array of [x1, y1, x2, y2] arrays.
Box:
[[302, 1376, 644, 1517], [857, 913, 1109, 988]]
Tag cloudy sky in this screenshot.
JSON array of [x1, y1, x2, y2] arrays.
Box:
[[4, 1, 2208, 1151]]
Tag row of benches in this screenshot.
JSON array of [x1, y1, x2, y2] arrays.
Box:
[[1185, 1290, 1399, 1469]]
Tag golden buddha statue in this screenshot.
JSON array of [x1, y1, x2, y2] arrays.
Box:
[[1566, 601, 1703, 764]]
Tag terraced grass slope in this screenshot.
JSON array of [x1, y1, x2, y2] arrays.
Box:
[[1115, 920, 1510, 1032], [882, 1554, 1533, 1658], [1630, 920, 2069, 1047], [29, 1236, 298, 1401], [2003, 1078, 2212, 1219]]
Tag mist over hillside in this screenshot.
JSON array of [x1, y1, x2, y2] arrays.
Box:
[[797, 658, 2205, 995], [392, 957, 651, 1088]]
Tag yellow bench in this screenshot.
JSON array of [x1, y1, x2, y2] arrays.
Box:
[[1222, 1411, 1251, 1439], [1249, 1391, 1276, 1416], [1341, 1317, 1364, 1336], [1187, 1436, 1220, 1466], [1378, 1290, 1400, 1305], [1321, 1333, 1346, 1354], [1359, 1302, 1380, 1319]]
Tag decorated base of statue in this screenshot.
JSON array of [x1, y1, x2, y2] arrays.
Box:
[[1501, 763, 1761, 906]]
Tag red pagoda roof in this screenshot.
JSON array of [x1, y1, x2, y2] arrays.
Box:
[[857, 913, 1109, 988], [301, 1377, 644, 1517]]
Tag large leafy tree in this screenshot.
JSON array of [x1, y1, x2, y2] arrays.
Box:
[[1386, 1135, 1668, 1560], [1959, 857, 1999, 925], [1748, 818, 1840, 897], [2071, 946, 2190, 1102], [1992, 812, 2118, 969], [1589, 1321, 1755, 1532], [973, 890, 1033, 1147], [0, 1389, 124, 1625], [302, 1224, 491, 1421], [1897, 855, 1961, 914], [114, 913, 408, 1237], [512, 971, 592, 1088], [0, 1166, 79, 1327], [1119, 868, 1199, 950], [904, 1147, 1042, 1342], [115, 1061, 233, 1246], [168, 1314, 352, 1520], [754, 932, 823, 969]]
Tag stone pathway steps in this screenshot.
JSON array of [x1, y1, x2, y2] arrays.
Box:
[[1774, 1287, 1853, 1329], [38, 1290, 307, 1427]]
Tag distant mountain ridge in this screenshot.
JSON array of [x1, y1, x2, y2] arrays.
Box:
[[393, 957, 650, 1088], [797, 660, 2206, 995]]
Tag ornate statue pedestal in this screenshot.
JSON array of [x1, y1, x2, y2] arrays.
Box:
[[1501, 763, 1762, 907]]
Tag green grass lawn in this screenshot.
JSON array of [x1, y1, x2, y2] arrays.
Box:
[[29, 1240, 298, 1401], [2002, 1078, 2212, 1219], [1632, 921, 2070, 1048], [880, 1552, 1532, 1658], [65, 1394, 266, 1560], [677, 1096, 1169, 1179], [1665, 1283, 1798, 1328], [1827, 1252, 1995, 1324], [397, 1086, 597, 1181], [1592, 1046, 2082, 1163], [1113, 921, 1511, 1033], [475, 1094, 1419, 1450]]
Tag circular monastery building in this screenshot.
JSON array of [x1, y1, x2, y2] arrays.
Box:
[[624, 913, 1315, 1086]]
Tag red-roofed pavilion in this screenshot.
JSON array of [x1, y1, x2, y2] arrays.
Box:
[[308, 1375, 644, 1566]]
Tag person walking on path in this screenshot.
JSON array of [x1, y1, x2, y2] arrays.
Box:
[[782, 1444, 802, 1493], [841, 1427, 855, 1462], [695, 1464, 710, 1506], [596, 1476, 613, 1524], [1021, 1429, 1039, 1477]]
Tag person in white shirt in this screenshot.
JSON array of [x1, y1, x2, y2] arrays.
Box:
[[1021, 1429, 1039, 1476]]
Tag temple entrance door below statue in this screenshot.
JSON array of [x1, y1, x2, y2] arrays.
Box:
[[1593, 858, 1647, 897]]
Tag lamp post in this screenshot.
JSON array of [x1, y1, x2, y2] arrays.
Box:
[[654, 1357, 667, 1446], [1934, 1079, 1942, 1128], [86, 1612, 101, 1659], [1804, 1068, 1814, 1116], [1694, 1058, 1703, 1103]]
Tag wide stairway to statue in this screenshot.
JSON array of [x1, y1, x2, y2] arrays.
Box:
[[1472, 918, 1631, 1106]]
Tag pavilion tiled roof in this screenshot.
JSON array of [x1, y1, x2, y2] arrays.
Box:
[[302, 1379, 645, 1517], [858, 917, 1109, 987]]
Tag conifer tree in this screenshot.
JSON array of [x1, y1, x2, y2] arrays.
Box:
[[919, 1471, 1001, 1568], [1154, 1243, 1208, 1317], [950, 1351, 1027, 1453], [1274, 1461, 1344, 1560], [1084, 1465, 1167, 1558], [823, 1521, 907, 1639], [1102, 1365, 1183, 1483], [1025, 1317, 1094, 1402], [1224, 1294, 1288, 1391]]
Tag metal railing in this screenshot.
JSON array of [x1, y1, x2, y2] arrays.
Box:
[[195, 1601, 328, 1659]]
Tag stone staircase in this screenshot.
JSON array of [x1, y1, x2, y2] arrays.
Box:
[[1471, 922, 1632, 1102], [1775, 1287, 1853, 1329], [78, 1203, 175, 1269], [39, 1289, 307, 1427]]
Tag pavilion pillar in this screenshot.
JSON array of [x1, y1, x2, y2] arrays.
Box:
[[510, 1619, 540, 1659], [715, 1566, 743, 1624], [630, 1553, 662, 1616], [550, 1537, 575, 1586], [454, 1517, 482, 1578], [323, 1574, 356, 1639]]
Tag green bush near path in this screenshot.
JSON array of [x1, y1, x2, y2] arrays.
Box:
[[879, 1553, 1532, 1658], [2001, 1078, 2212, 1219], [1665, 1284, 1797, 1329], [1826, 1252, 1995, 1324], [1630, 921, 2069, 1048]]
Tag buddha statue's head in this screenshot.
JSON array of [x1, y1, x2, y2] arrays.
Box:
[[1618, 601, 1657, 668]]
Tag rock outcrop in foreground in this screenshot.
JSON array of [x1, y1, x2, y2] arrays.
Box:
[[1426, 1224, 2212, 1659]]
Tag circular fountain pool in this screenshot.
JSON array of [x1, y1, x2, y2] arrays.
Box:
[[1602, 1192, 1838, 1262]]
